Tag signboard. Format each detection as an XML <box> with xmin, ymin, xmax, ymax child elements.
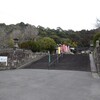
<box><xmin>0</xmin><ymin>56</ymin><xmax>7</xmax><ymax>66</ymax></box>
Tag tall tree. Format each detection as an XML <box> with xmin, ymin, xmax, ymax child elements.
<box><xmin>39</xmin><ymin>37</ymin><xmax>56</xmax><ymax>52</ymax></box>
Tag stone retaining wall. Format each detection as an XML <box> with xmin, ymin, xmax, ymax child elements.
<box><xmin>0</xmin><ymin>48</ymin><xmax>47</xmax><ymax>70</ymax></box>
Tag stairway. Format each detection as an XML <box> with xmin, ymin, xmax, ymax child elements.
<box><xmin>52</xmin><ymin>54</ymin><xmax>90</xmax><ymax>71</ymax></box>
<box><xmin>22</xmin><ymin>54</ymin><xmax>91</xmax><ymax>72</ymax></box>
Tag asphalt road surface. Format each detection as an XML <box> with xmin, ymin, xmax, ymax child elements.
<box><xmin>0</xmin><ymin>69</ymin><xmax>100</xmax><ymax>100</ymax></box>
<box><xmin>0</xmin><ymin>54</ymin><xmax>100</xmax><ymax>100</ymax></box>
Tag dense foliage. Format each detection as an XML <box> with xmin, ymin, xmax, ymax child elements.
<box><xmin>19</xmin><ymin>37</ymin><xmax>56</xmax><ymax>52</ymax></box>
<box><xmin>0</xmin><ymin>22</ymin><xmax>99</xmax><ymax>52</ymax></box>
<box><xmin>37</xmin><ymin>26</ymin><xmax>96</xmax><ymax>47</ymax></box>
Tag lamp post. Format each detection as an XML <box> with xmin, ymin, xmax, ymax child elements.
<box><xmin>13</xmin><ymin>38</ymin><xmax>19</xmax><ymax>50</ymax></box>
<box><xmin>90</xmin><ymin>41</ymin><xmax>93</xmax><ymax>53</ymax></box>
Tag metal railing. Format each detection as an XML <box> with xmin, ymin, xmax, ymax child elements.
<box><xmin>48</xmin><ymin>54</ymin><xmax>63</xmax><ymax>68</ymax></box>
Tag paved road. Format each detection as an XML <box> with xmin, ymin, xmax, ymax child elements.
<box><xmin>0</xmin><ymin>54</ymin><xmax>100</xmax><ymax>100</ymax></box>
<box><xmin>0</xmin><ymin>69</ymin><xmax>100</xmax><ymax>100</ymax></box>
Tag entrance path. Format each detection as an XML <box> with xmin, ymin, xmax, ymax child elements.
<box><xmin>23</xmin><ymin>54</ymin><xmax>91</xmax><ymax>72</ymax></box>
<box><xmin>0</xmin><ymin>69</ymin><xmax>100</xmax><ymax>100</ymax></box>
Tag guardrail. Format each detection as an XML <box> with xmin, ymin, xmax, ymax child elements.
<box><xmin>48</xmin><ymin>54</ymin><xmax>63</xmax><ymax>68</ymax></box>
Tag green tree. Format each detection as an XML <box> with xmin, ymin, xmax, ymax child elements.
<box><xmin>8</xmin><ymin>38</ymin><xmax>14</xmax><ymax>47</ymax></box>
<box><xmin>61</xmin><ymin>38</ymin><xmax>77</xmax><ymax>47</ymax></box>
<box><xmin>93</xmin><ymin>32</ymin><xmax>100</xmax><ymax>47</ymax></box>
<box><xmin>39</xmin><ymin>37</ymin><xmax>56</xmax><ymax>52</ymax></box>
<box><xmin>50</xmin><ymin>35</ymin><xmax>61</xmax><ymax>44</ymax></box>
<box><xmin>19</xmin><ymin>41</ymin><xmax>30</xmax><ymax>49</ymax></box>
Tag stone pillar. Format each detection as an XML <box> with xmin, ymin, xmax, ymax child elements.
<box><xmin>96</xmin><ymin>40</ymin><xmax>100</xmax><ymax>73</ymax></box>
<box><xmin>13</xmin><ymin>38</ymin><xmax>19</xmax><ymax>50</ymax></box>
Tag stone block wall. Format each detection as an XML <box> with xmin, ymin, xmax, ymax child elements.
<box><xmin>93</xmin><ymin>41</ymin><xmax>100</xmax><ymax>73</ymax></box>
<box><xmin>0</xmin><ymin>48</ymin><xmax>47</xmax><ymax>70</ymax></box>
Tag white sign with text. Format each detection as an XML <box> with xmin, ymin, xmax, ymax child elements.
<box><xmin>0</xmin><ymin>56</ymin><xmax>7</xmax><ymax>66</ymax></box>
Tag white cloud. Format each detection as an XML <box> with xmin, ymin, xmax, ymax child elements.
<box><xmin>0</xmin><ymin>0</ymin><xmax>100</xmax><ymax>30</ymax></box>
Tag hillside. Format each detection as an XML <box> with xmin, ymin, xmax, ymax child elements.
<box><xmin>0</xmin><ymin>22</ymin><xmax>38</xmax><ymax>48</ymax></box>
<box><xmin>0</xmin><ymin>22</ymin><xmax>99</xmax><ymax>49</ymax></box>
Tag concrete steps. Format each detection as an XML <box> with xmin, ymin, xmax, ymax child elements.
<box><xmin>22</xmin><ymin>54</ymin><xmax>91</xmax><ymax>72</ymax></box>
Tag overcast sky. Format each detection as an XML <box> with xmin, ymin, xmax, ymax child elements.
<box><xmin>0</xmin><ymin>0</ymin><xmax>100</xmax><ymax>31</ymax></box>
